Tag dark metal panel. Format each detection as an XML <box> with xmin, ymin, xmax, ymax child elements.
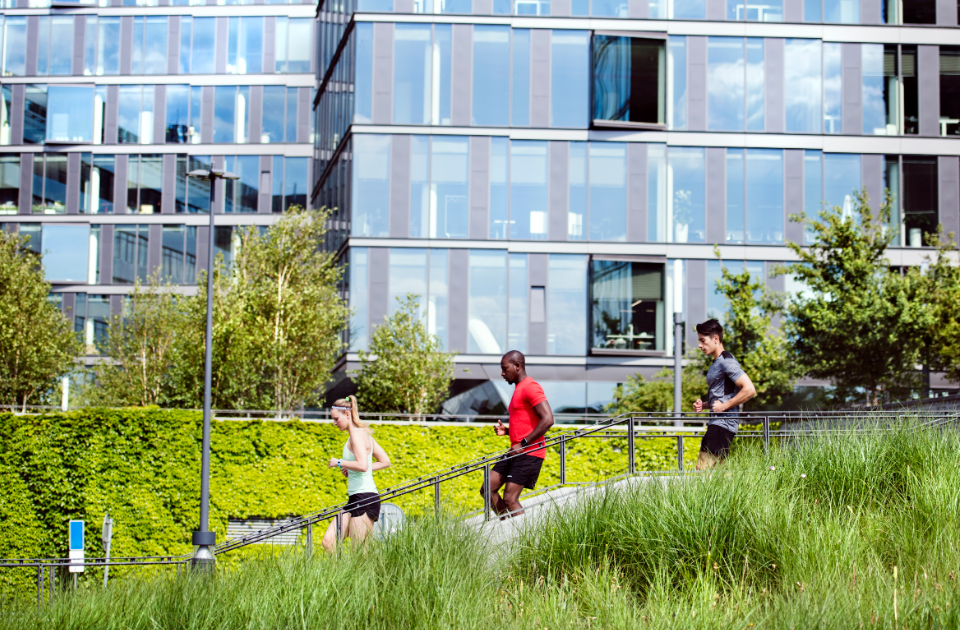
<box><xmin>627</xmin><ymin>142</ymin><xmax>646</xmax><ymax>243</ymax></box>
<box><xmin>263</xmin><ymin>17</ymin><xmax>276</xmax><ymax>74</ymax></box>
<box><xmin>389</xmin><ymin>135</ymin><xmax>410</xmax><ymax>238</ymax></box>
<box><xmin>764</xmin><ymin>38</ymin><xmax>784</xmax><ymax>133</ymax></box>
<box><xmin>61</xmin><ymin>292</ymin><xmax>75</xmax><ymax>318</ymax></box>
<box><xmin>841</xmin><ymin>43</ymin><xmax>862</xmax><ymax>137</ymax></box>
<box><xmin>110</xmin><ymin>295</ymin><xmax>123</xmax><ymax>317</ymax></box>
<box><xmin>918</xmin><ymin>45</ymin><xmax>940</xmax><ymax>137</ymax></box>
<box><xmin>168</xmin><ymin>16</ymin><xmax>180</xmax><ymax>75</ymax></box>
<box><xmin>862</xmin><ymin>153</ymin><xmax>882</xmax><ymax>219</ymax></box>
<box><xmin>215</xmin><ymin>17</ymin><xmax>228</xmax><ymax>74</ymax></box>
<box><xmin>706</xmin><ymin>0</ymin><xmax>724</xmax><ymax>20</ymax></box>
<box><xmin>153</xmin><ymin>84</ymin><xmax>166</xmax><ymax>146</ymax></box>
<box><xmin>66</xmin><ymin>153</ymin><xmax>80</xmax><ymax>215</ymax></box>
<box><xmin>628</xmin><ymin>0</ymin><xmax>647</xmax><ymax>17</ymax></box>
<box><xmin>940</xmin><ymin>156</ymin><xmax>960</xmax><ymax>246</ymax></box>
<box><xmin>396</xmin><ymin>0</ymin><xmax>416</xmax><ymax>10</ymax></box>
<box><xmin>687</xmin><ymin>36</ymin><xmax>707</xmax><ymax>132</ymax></box>
<box><xmin>258</xmin><ymin>154</ymin><xmax>272</xmax><ymax>214</ymax></box>
<box><xmin>547</xmin><ymin>141</ymin><xmax>567</xmax><ymax>242</ymax></box>
<box><xmin>11</xmin><ymin>85</ymin><xmax>24</xmax><ymax>146</ymax></box>
<box><xmin>552</xmin><ymin>0</ymin><xmax>570</xmax><ymax>16</ymax></box>
<box><xmin>120</xmin><ymin>17</ymin><xmax>133</xmax><ymax>75</ymax></box>
<box><xmin>367</xmin><ymin>247</ymin><xmax>389</xmax><ymax>339</ymax></box>
<box><xmin>530</xmin><ymin>29</ymin><xmax>551</xmax><ymax>128</ymax></box>
<box><xmin>105</xmin><ymin>85</ymin><xmax>119</xmax><ymax>145</ymax></box>
<box><xmin>249</xmin><ymin>85</ymin><xmax>262</xmax><ymax>145</ymax></box>
<box><xmin>784</xmin><ymin>0</ymin><xmax>803</xmax><ymax>21</ymax></box>
<box><xmin>99</xmin><ymin>224</ymin><xmax>113</xmax><ymax>284</ymax></box>
<box><xmin>528</xmin><ymin>253</ymin><xmax>548</xmax><ymax>356</ymax></box>
<box><xmin>705</xmin><ymin>147</ymin><xmax>725</xmax><ymax>244</ymax></box>
<box><xmin>784</xmin><ymin>149</ymin><xmax>804</xmax><ymax>245</ymax></box>
<box><xmin>18</xmin><ymin>153</ymin><xmax>32</xmax><ymax>216</ymax></box>
<box><xmin>162</xmin><ymin>154</ymin><xmax>176</xmax><ymax>214</ymax></box>
<box><xmin>196</xmin><ymin>225</ymin><xmax>209</xmax><ymax>275</ymax></box>
<box><xmin>201</xmin><ymin>86</ymin><xmax>214</xmax><ymax>144</ymax></box>
<box><xmin>73</xmin><ymin>16</ymin><xmax>85</xmax><ymax>76</ymax></box>
<box><xmin>861</xmin><ymin>0</ymin><xmax>881</xmax><ymax>24</ymax></box>
<box><xmin>372</xmin><ymin>23</ymin><xmax>394</xmax><ymax>125</ymax></box>
<box><xmin>451</xmin><ymin>24</ymin><xmax>472</xmax><ymax>127</ymax></box>
<box><xmin>25</xmin><ymin>17</ymin><xmax>37</xmax><ymax>77</ymax></box>
<box><xmin>938</xmin><ymin>0</ymin><xmax>959</xmax><ymax>25</ymax></box>
<box><xmin>686</xmin><ymin>259</ymin><xmax>706</xmax><ymax>348</ymax></box>
<box><xmin>469</xmin><ymin>136</ymin><xmax>490</xmax><ymax>240</ymax></box>
<box><xmin>448</xmin><ymin>248</ymin><xmax>469</xmax><ymax>353</ymax></box>
<box><xmin>147</xmin><ymin>224</ymin><xmax>162</xmax><ymax>275</ymax></box>
<box><xmin>114</xmin><ymin>154</ymin><xmax>128</xmax><ymax>215</ymax></box>
<box><xmin>298</xmin><ymin>87</ymin><xmax>310</xmax><ymax>143</ymax></box>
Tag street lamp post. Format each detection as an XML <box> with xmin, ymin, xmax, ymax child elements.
<box><xmin>186</xmin><ymin>168</ymin><xmax>239</xmax><ymax>569</ymax></box>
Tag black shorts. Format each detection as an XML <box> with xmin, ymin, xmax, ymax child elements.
<box><xmin>492</xmin><ymin>453</ymin><xmax>544</xmax><ymax>490</ymax></box>
<box><xmin>700</xmin><ymin>425</ymin><xmax>736</xmax><ymax>459</ymax></box>
<box><xmin>345</xmin><ymin>492</ymin><xmax>381</xmax><ymax>522</ymax></box>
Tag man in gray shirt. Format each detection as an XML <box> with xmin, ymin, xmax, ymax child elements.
<box><xmin>691</xmin><ymin>319</ymin><xmax>756</xmax><ymax>470</ymax></box>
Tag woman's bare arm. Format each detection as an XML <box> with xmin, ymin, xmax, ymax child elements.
<box><xmin>370</xmin><ymin>439</ymin><xmax>391</xmax><ymax>472</ymax></box>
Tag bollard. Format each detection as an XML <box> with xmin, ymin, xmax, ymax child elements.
<box><xmin>434</xmin><ymin>479</ymin><xmax>441</xmax><ymax>515</ymax></box>
<box><xmin>627</xmin><ymin>418</ymin><xmax>635</xmax><ymax>475</ymax></box>
<box><xmin>305</xmin><ymin>522</ymin><xmax>313</xmax><ymax>558</ymax></box>
<box><xmin>483</xmin><ymin>463</ymin><xmax>492</xmax><ymax>522</ymax></box>
<box><xmin>559</xmin><ymin>439</ymin><xmax>566</xmax><ymax>484</ymax></box>
<box><xmin>677</xmin><ymin>435</ymin><xmax>684</xmax><ymax>472</ymax></box>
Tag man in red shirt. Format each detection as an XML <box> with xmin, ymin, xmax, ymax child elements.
<box><xmin>480</xmin><ymin>350</ymin><xmax>555</xmax><ymax>518</ymax></box>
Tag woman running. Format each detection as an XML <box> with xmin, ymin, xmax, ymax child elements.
<box><xmin>322</xmin><ymin>395</ymin><xmax>391</xmax><ymax>552</ymax></box>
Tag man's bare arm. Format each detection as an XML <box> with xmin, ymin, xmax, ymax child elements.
<box><xmin>712</xmin><ymin>373</ymin><xmax>757</xmax><ymax>412</ymax></box>
<box><xmin>509</xmin><ymin>401</ymin><xmax>555</xmax><ymax>453</ymax></box>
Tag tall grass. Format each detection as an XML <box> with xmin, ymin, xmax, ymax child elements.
<box><xmin>4</xmin><ymin>420</ymin><xmax>960</xmax><ymax>629</ymax></box>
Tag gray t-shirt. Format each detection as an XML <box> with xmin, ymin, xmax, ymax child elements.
<box><xmin>705</xmin><ymin>351</ymin><xmax>745</xmax><ymax>434</ymax></box>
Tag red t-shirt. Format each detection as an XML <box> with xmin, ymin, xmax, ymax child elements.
<box><xmin>508</xmin><ymin>377</ymin><xmax>548</xmax><ymax>459</ymax></box>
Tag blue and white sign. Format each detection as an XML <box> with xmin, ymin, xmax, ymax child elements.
<box><xmin>69</xmin><ymin>520</ymin><xmax>84</xmax><ymax>573</ymax></box>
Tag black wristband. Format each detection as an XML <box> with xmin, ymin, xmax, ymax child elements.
<box><xmin>520</xmin><ymin>437</ymin><xmax>529</xmax><ymax>447</ymax></box>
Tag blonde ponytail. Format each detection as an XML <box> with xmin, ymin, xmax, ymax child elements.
<box><xmin>333</xmin><ymin>395</ymin><xmax>369</xmax><ymax>432</ymax></box>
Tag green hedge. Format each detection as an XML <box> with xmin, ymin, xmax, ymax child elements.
<box><xmin>0</xmin><ymin>409</ymin><xmax>699</xmax><ymax>596</ymax></box>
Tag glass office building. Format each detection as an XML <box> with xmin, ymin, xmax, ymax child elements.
<box><xmin>314</xmin><ymin>0</ymin><xmax>960</xmax><ymax>411</ymax></box>
<box><xmin>0</xmin><ymin>0</ymin><xmax>315</xmax><ymax>356</ymax></box>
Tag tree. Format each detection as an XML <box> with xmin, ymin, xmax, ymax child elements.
<box><xmin>608</xmin><ymin>358</ymin><xmax>705</xmax><ymax>415</ymax></box>
<box><xmin>354</xmin><ymin>294</ymin><xmax>456</xmax><ymax>415</ymax></box>
<box><xmin>705</xmin><ymin>254</ymin><xmax>799</xmax><ymax>409</ymax></box>
<box><xmin>782</xmin><ymin>189</ymin><xmax>929</xmax><ymax>404</ymax></box>
<box><xmin>914</xmin><ymin>230</ymin><xmax>960</xmax><ymax>387</ymax></box>
<box><xmin>0</xmin><ymin>231</ymin><xmax>80</xmax><ymax>410</ymax></box>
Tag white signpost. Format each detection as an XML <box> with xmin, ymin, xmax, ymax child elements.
<box><xmin>102</xmin><ymin>514</ymin><xmax>114</xmax><ymax>587</ymax></box>
<box><xmin>69</xmin><ymin>520</ymin><xmax>84</xmax><ymax>574</ymax></box>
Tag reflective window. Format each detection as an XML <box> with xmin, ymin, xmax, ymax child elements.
<box><xmin>227</xmin><ymin>17</ymin><xmax>263</xmax><ymax>74</ymax></box>
<box><xmin>489</xmin><ymin>137</ymin><xmax>509</xmax><ymax>239</ymax></box>
<box><xmin>428</xmin><ymin>249</ymin><xmax>449</xmax><ymax>349</ymax></box>
<box><xmin>165</xmin><ymin>84</ymin><xmax>194</xmax><ymax>144</ymax></box>
<box><xmin>214</xmin><ymin>86</ymin><xmax>250</xmax><ymax>144</ymax></box>
<box><xmin>262</xmin><ymin>86</ymin><xmax>284</xmax><ymax>142</ymax></box>
<box><xmin>940</xmin><ymin>47</ymin><xmax>960</xmax><ymax>137</ymax></box>
<box><xmin>184</xmin><ymin>17</ymin><xmax>216</xmax><ymax>74</ymax></box>
<box><xmin>0</xmin><ymin>156</ymin><xmax>19</xmax><ymax>214</ymax></box>
<box><xmin>84</xmin><ymin>16</ymin><xmax>121</xmax><ymax>76</ymax></box>
<box><xmin>822</xmin><ymin>42</ymin><xmax>841</xmax><ymax>133</ymax></box>
<box><xmin>394</xmin><ymin>25</ymin><xmax>432</xmax><ymax>125</ymax></box>
<box><xmin>2</xmin><ymin>17</ymin><xmax>26</xmax><ymax>77</ymax></box>
<box><xmin>75</xmin><ymin>293</ymin><xmax>110</xmax><ymax>355</ymax></box>
<box><xmin>592</xmin><ymin>0</ymin><xmax>627</xmax><ymax>17</ymax></box>
<box><xmin>649</xmin><ymin>0</ymin><xmax>705</xmax><ymax>18</ymax></box>
<box><xmin>286</xmin><ymin>88</ymin><xmax>298</xmax><ymax>143</ymax></box>
<box><xmin>37</xmin><ymin>16</ymin><xmax>73</xmax><ymax>76</ymax></box>
<box><xmin>349</xmin><ymin>247</ymin><xmax>369</xmax><ymax>351</ymax></box>
<box><xmin>127</xmin><ymin>154</ymin><xmax>162</xmax><ymax>214</ymax></box>
<box><xmin>468</xmin><ymin>250</ymin><xmax>507</xmax><ymax>355</ymax></box>
<box><xmin>431</xmin><ymin>137</ymin><xmax>469</xmax><ymax>239</ymax></box>
<box><xmin>472</xmin><ymin>26</ymin><xmax>510</xmax><ymax>126</ymax></box>
<box><xmin>511</xmin><ymin>29</ymin><xmax>530</xmax><ymax>127</ymax></box>
<box><xmin>46</xmin><ymin>86</ymin><xmax>94</xmax><ymax>143</ymax></box>
<box><xmin>551</xmin><ymin>31</ymin><xmax>589</xmax><ymax>128</ymax></box>
<box><xmin>94</xmin><ymin>86</ymin><xmax>106</xmax><ymax>145</ymax></box>
<box><xmin>276</xmin><ymin>18</ymin><xmax>311</xmax><ymax>73</ymax></box>
<box><xmin>591</xmin><ymin>260</ymin><xmax>664</xmax><ymax>352</ymax></box>
<box><xmin>161</xmin><ymin>225</ymin><xmax>197</xmax><ymax>284</ymax></box>
<box><xmin>33</xmin><ymin>155</ymin><xmax>67</xmax><ymax>214</ymax></box>
<box><xmin>42</xmin><ymin>225</ymin><xmax>89</xmax><ymax>283</ymax></box>
<box><xmin>175</xmin><ymin>154</ymin><xmax>212</xmax><ymax>213</ymax></box>
<box><xmin>803</xmin><ymin>150</ymin><xmax>821</xmax><ymax>244</ymax></box>
<box><xmin>726</xmin><ymin>149</ymin><xmax>744</xmax><ymax>243</ymax></box>
<box><xmin>118</xmin><ymin>86</ymin><xmax>155</xmax><ymax>144</ymax></box>
<box><xmin>786</xmin><ymin>39</ymin><xmax>822</xmax><ymax>134</ymax></box>
<box><xmin>592</xmin><ymin>36</ymin><xmax>665</xmax><ymax>126</ymax></box>
<box><xmin>707</xmin><ymin>260</ymin><xmax>763</xmax><ymax>322</ymax></box>
<box><xmin>589</xmin><ymin>143</ymin><xmax>627</xmax><ymax>241</ymax></box>
<box><xmin>0</xmin><ymin>86</ymin><xmax>11</xmax><ymax>145</ymax></box>
<box><xmin>727</xmin><ymin>0</ymin><xmax>781</xmax><ymax>20</ymax></box>
<box><xmin>884</xmin><ymin>154</ymin><xmax>901</xmax><ymax>242</ymax></box>
<box><xmin>707</xmin><ymin>37</ymin><xmax>744</xmax><ymax>131</ymax></box>
<box><xmin>902</xmin><ymin>156</ymin><xmax>938</xmax><ymax>247</ymax></box>
<box><xmin>508</xmin><ymin>253</ymin><xmax>527</xmax><ymax>353</ymax></box>
<box><xmin>352</xmin><ymin>134</ymin><xmax>390</xmax><ymax>237</ymax></box>
<box><xmin>647</xmin><ymin>143</ymin><xmax>668</xmax><ymax>241</ymax></box>
<box><xmin>569</xmin><ymin>141</ymin><xmax>587</xmax><ymax>240</ymax></box>
<box><xmin>112</xmin><ymin>225</ymin><xmax>149</xmax><ymax>284</ymax></box>
<box><xmin>863</xmin><ymin>44</ymin><xmax>898</xmax><ymax>135</ymax></box>
<box><xmin>131</xmin><ymin>17</ymin><xmax>167</xmax><ymax>75</ymax></box>
<box><xmin>669</xmin><ymin>36</ymin><xmax>687</xmax><ymax>130</ymax></box>
<box><xmin>358</xmin><ymin>0</ymin><xmax>394</xmax><ymax>9</ymax></box>
<box><xmin>515</xmin><ymin>0</ymin><xmax>550</xmax><ymax>14</ymax></box>
<box><xmin>214</xmin><ymin>227</ymin><xmax>236</xmax><ymax>270</ymax></box>
<box><xmin>354</xmin><ymin>23</ymin><xmax>373</xmax><ymax>124</ymax></box>
<box><xmin>548</xmin><ymin>254</ymin><xmax>587</xmax><ymax>355</ymax></box>
<box><xmin>410</xmin><ymin>135</ymin><xmax>429</xmax><ymax>237</ymax></box>
<box><xmin>668</xmin><ymin>147</ymin><xmax>705</xmax><ymax>243</ymax></box>
<box><xmin>389</xmin><ymin>248</ymin><xmax>427</xmax><ymax>317</ymax></box>
<box><xmin>509</xmin><ymin>140</ymin><xmax>548</xmax><ymax>240</ymax></box>
<box><xmin>903</xmin><ymin>0</ymin><xmax>936</xmax><ymax>23</ymax></box>
<box><xmin>823</xmin><ymin>153</ymin><xmax>861</xmax><ymax>215</ymax></box>
<box><xmin>902</xmin><ymin>46</ymin><xmax>918</xmax><ymax>135</ymax></box>
<box><xmin>745</xmin><ymin>149</ymin><xmax>783</xmax><ymax>244</ymax></box>
<box><xmin>80</xmin><ymin>154</ymin><xmax>114</xmax><ymax>215</ymax></box>
<box><xmin>223</xmin><ymin>155</ymin><xmax>260</xmax><ymax>214</ymax></box>
<box><xmin>24</xmin><ymin>85</ymin><xmax>47</xmax><ymax>145</ymax></box>
<box><xmin>804</xmin><ymin>0</ymin><xmax>820</xmax><ymax>20</ymax></box>
<box><xmin>824</xmin><ymin>0</ymin><xmax>859</xmax><ymax>23</ymax></box>
<box><xmin>745</xmin><ymin>38</ymin><xmax>763</xmax><ymax>131</ymax></box>
<box><xmin>282</xmin><ymin>157</ymin><xmax>308</xmax><ymax>209</ymax></box>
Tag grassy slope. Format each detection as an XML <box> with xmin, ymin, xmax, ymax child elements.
<box><xmin>4</xmin><ymin>422</ymin><xmax>960</xmax><ymax>629</ymax></box>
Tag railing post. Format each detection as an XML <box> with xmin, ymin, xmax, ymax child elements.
<box><xmin>48</xmin><ymin>566</ymin><xmax>55</xmax><ymax>602</ymax></box>
<box><xmin>37</xmin><ymin>565</ymin><xmax>43</xmax><ymax>610</ymax></box>
<box><xmin>627</xmin><ymin>417</ymin><xmax>635</xmax><ymax>475</ymax></box>
<box><xmin>763</xmin><ymin>416</ymin><xmax>770</xmax><ymax>455</ymax></box>
<box><xmin>484</xmin><ymin>463</ymin><xmax>492</xmax><ymax>522</ymax></box>
<box><xmin>434</xmin><ymin>479</ymin><xmax>441</xmax><ymax>515</ymax></box>
<box><xmin>559</xmin><ymin>439</ymin><xmax>567</xmax><ymax>484</ymax></box>
<box><xmin>677</xmin><ymin>435</ymin><xmax>684</xmax><ymax>472</ymax></box>
<box><xmin>305</xmin><ymin>522</ymin><xmax>313</xmax><ymax>558</ymax></box>
<box><xmin>335</xmin><ymin>512</ymin><xmax>343</xmax><ymax>550</ymax></box>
